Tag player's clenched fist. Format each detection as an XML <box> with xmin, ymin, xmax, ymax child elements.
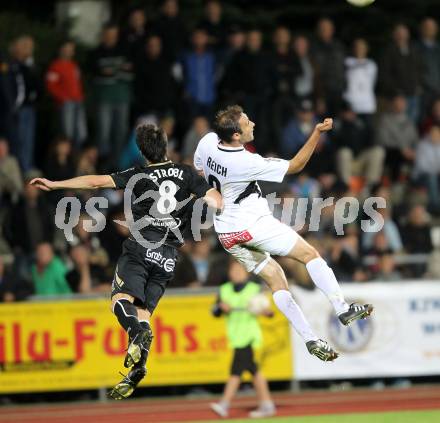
<box><xmin>315</xmin><ymin>118</ymin><xmax>333</xmax><ymax>132</ymax></box>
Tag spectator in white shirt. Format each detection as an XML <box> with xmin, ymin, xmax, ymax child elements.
<box><xmin>343</xmin><ymin>38</ymin><xmax>377</xmax><ymax>134</ymax></box>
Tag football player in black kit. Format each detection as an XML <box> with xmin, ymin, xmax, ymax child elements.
<box><xmin>30</xmin><ymin>124</ymin><xmax>223</xmax><ymax>399</ymax></box>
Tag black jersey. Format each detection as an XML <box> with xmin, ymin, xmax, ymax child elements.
<box><xmin>111</xmin><ymin>161</ymin><xmax>211</xmax><ymax>247</ymax></box>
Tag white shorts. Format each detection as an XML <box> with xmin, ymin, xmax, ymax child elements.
<box><xmin>218</xmin><ymin>215</ymin><xmax>299</xmax><ymax>274</ymax></box>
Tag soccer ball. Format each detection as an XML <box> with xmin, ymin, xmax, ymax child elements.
<box><xmin>248</xmin><ymin>293</ymin><xmax>271</xmax><ymax>315</ymax></box>
<box><xmin>346</xmin><ymin>0</ymin><xmax>375</xmax><ymax>6</ymax></box>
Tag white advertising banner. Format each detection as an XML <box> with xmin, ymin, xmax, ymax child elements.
<box><xmin>290</xmin><ymin>281</ymin><xmax>440</xmax><ymax>380</ymax></box>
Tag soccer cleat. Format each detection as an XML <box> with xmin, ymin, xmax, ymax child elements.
<box><xmin>210</xmin><ymin>402</ymin><xmax>229</xmax><ymax>418</ymax></box>
<box><xmin>338</xmin><ymin>303</ymin><xmax>374</xmax><ymax>326</ymax></box>
<box><xmin>124</xmin><ymin>326</ymin><xmax>153</xmax><ymax>368</ymax></box>
<box><xmin>108</xmin><ymin>365</ymin><xmax>147</xmax><ymax>400</ymax></box>
<box><xmin>306</xmin><ymin>339</ymin><xmax>339</xmax><ymax>362</ymax></box>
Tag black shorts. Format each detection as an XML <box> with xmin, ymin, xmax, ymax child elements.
<box><xmin>111</xmin><ymin>238</ymin><xmax>178</xmax><ymax>313</ymax></box>
<box><xmin>230</xmin><ymin>345</ymin><xmax>258</xmax><ymax>376</ymax></box>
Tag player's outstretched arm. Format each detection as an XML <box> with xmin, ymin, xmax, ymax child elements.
<box><xmin>29</xmin><ymin>175</ymin><xmax>116</xmax><ymax>191</ymax></box>
<box><xmin>203</xmin><ymin>188</ymin><xmax>224</xmax><ymax>211</ymax></box>
<box><xmin>286</xmin><ymin>118</ymin><xmax>333</xmax><ymax>175</ymax></box>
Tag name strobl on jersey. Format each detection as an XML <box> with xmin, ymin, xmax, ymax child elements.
<box><xmin>148</xmin><ymin>167</ymin><xmax>184</xmax><ymax>182</ymax></box>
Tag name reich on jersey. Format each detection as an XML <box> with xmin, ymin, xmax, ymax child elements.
<box><xmin>110</xmin><ymin>162</ymin><xmax>211</xmax><ymax>246</ymax></box>
<box><xmin>194</xmin><ymin>132</ymin><xmax>290</xmax><ymax>233</ymax></box>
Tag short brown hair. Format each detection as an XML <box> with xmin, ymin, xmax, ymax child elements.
<box><xmin>213</xmin><ymin>105</ymin><xmax>243</xmax><ymax>143</ymax></box>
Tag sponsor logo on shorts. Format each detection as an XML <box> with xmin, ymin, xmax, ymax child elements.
<box><xmin>218</xmin><ymin>230</ymin><xmax>253</xmax><ymax>249</ymax></box>
<box><xmin>145</xmin><ymin>249</ymin><xmax>176</xmax><ymax>272</ymax></box>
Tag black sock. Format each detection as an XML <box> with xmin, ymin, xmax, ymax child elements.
<box><xmin>139</xmin><ymin>321</ymin><xmax>150</xmax><ymax>330</ymax></box>
<box><xmin>137</xmin><ymin>320</ymin><xmax>153</xmax><ymax>367</ymax></box>
<box><xmin>113</xmin><ymin>299</ymin><xmax>143</xmax><ymax>340</ymax></box>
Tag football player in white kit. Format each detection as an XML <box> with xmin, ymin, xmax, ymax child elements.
<box><xmin>194</xmin><ymin>105</ymin><xmax>373</xmax><ymax>362</ymax></box>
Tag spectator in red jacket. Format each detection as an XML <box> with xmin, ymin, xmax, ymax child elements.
<box><xmin>46</xmin><ymin>40</ymin><xmax>87</xmax><ymax>146</ymax></box>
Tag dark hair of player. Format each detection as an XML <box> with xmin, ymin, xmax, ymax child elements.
<box><xmin>135</xmin><ymin>124</ymin><xmax>168</xmax><ymax>163</ymax></box>
<box><xmin>213</xmin><ymin>105</ymin><xmax>243</xmax><ymax>143</ymax></box>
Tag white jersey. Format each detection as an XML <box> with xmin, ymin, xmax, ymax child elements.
<box><xmin>194</xmin><ymin>132</ymin><xmax>289</xmax><ymax>233</ymax></box>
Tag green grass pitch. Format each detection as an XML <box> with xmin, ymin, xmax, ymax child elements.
<box><xmin>200</xmin><ymin>410</ymin><xmax>440</xmax><ymax>423</ymax></box>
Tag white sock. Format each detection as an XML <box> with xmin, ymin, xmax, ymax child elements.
<box><xmin>272</xmin><ymin>290</ymin><xmax>318</xmax><ymax>343</ymax></box>
<box><xmin>306</xmin><ymin>257</ymin><xmax>349</xmax><ymax>315</ymax></box>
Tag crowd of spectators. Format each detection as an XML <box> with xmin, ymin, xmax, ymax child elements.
<box><xmin>1</xmin><ymin>0</ymin><xmax>440</xmax><ymax>301</ymax></box>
